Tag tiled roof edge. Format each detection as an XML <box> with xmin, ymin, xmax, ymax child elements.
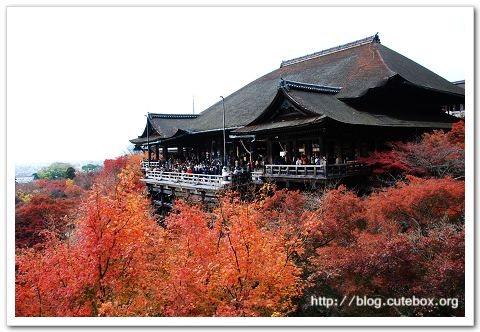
<box><xmin>280</xmin><ymin>33</ymin><xmax>380</xmax><ymax>68</ymax></box>
<box><xmin>148</xmin><ymin>113</ymin><xmax>199</xmax><ymax>119</ymax></box>
<box><xmin>279</xmin><ymin>78</ymin><xmax>342</xmax><ymax>94</ymax></box>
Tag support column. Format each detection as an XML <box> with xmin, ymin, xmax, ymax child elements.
<box><xmin>162</xmin><ymin>146</ymin><xmax>168</xmax><ymax>160</ymax></box>
<box><xmin>292</xmin><ymin>139</ymin><xmax>298</xmax><ymax>159</ymax></box>
<box><xmin>319</xmin><ymin>135</ymin><xmax>325</xmax><ymax>158</ymax></box>
<box><xmin>266</xmin><ymin>138</ymin><xmax>273</xmax><ymax>164</ymax></box>
<box><xmin>211</xmin><ymin>140</ymin><xmax>216</xmax><ymax>160</ymax></box>
<box><xmin>286</xmin><ymin>141</ymin><xmax>292</xmax><ymax>163</ymax></box>
<box><xmin>305</xmin><ymin>141</ymin><xmax>312</xmax><ymax>160</ymax></box>
<box><xmin>155</xmin><ymin>145</ymin><xmax>159</xmax><ymax>161</ymax></box>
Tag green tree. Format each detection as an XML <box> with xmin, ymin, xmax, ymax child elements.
<box><xmin>36</xmin><ymin>163</ymin><xmax>74</xmax><ymax>180</ymax></box>
<box><xmin>81</xmin><ymin>163</ymin><xmax>100</xmax><ymax>173</ymax></box>
<box><xmin>65</xmin><ymin>167</ymin><xmax>76</xmax><ymax>179</ymax></box>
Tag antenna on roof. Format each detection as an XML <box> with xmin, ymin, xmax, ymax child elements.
<box><xmin>192</xmin><ymin>96</ymin><xmax>195</xmax><ymax>114</ymax></box>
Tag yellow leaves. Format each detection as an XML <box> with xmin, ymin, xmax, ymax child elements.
<box><xmin>17</xmin><ymin>191</ymin><xmax>33</xmax><ymax>202</ymax></box>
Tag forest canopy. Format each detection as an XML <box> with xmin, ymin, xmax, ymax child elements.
<box><xmin>15</xmin><ymin>122</ymin><xmax>465</xmax><ymax>317</ymax></box>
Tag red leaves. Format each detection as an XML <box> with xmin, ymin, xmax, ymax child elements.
<box><xmin>308</xmin><ymin>177</ymin><xmax>465</xmax><ymax>316</ymax></box>
<box><xmin>16</xmin><ymin>155</ymin><xmax>163</xmax><ymax>317</ymax></box>
<box><xmin>308</xmin><ymin>185</ymin><xmax>364</xmax><ymax>247</ymax></box>
<box><xmin>365</xmin><ymin>176</ymin><xmax>464</xmax><ymax>235</ymax></box>
<box><xmin>15</xmin><ymin>194</ymin><xmax>75</xmax><ymax>247</ymax></box>
<box><xmin>103</xmin><ymin>156</ymin><xmax>129</xmax><ymax>176</ymax></box>
<box><xmin>15</xmin><ymin>149</ymin><xmax>465</xmax><ymax>317</ymax></box>
<box><xmin>361</xmin><ymin>120</ymin><xmax>465</xmax><ymax>178</ymax></box>
<box><xmin>161</xmin><ymin>194</ymin><xmax>304</xmax><ymax>317</ymax></box>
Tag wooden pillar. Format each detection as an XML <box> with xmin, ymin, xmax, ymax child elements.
<box><xmin>266</xmin><ymin>137</ymin><xmax>273</xmax><ymax>164</ymax></box>
<box><xmin>286</xmin><ymin>141</ymin><xmax>292</xmax><ymax>163</ymax></box>
<box><xmin>292</xmin><ymin>139</ymin><xmax>298</xmax><ymax>158</ymax></box>
<box><xmin>305</xmin><ymin>140</ymin><xmax>312</xmax><ymax>159</ymax></box>
<box><xmin>155</xmin><ymin>145</ymin><xmax>159</xmax><ymax>161</ymax></box>
<box><xmin>162</xmin><ymin>146</ymin><xmax>168</xmax><ymax>160</ymax></box>
<box><xmin>319</xmin><ymin>135</ymin><xmax>325</xmax><ymax>158</ymax></box>
<box><xmin>337</xmin><ymin>139</ymin><xmax>343</xmax><ymax>160</ymax></box>
<box><xmin>211</xmin><ymin>140</ymin><xmax>216</xmax><ymax>160</ymax></box>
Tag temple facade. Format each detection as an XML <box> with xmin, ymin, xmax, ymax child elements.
<box><xmin>130</xmin><ymin>34</ymin><xmax>464</xmax><ymax>203</ymax></box>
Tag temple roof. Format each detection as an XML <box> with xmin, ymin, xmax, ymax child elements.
<box><xmin>129</xmin><ymin>113</ymin><xmax>198</xmax><ymax>145</ymax></box>
<box><xmin>185</xmin><ymin>34</ymin><xmax>463</xmax><ymax>133</ymax></box>
<box><xmin>233</xmin><ymin>85</ymin><xmax>456</xmax><ymax>134</ymax></box>
<box><xmin>131</xmin><ymin>34</ymin><xmax>464</xmax><ymax>143</ymax></box>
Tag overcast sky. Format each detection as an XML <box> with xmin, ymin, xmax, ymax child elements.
<box><xmin>7</xmin><ymin>6</ymin><xmax>472</xmax><ymax>164</ymax></box>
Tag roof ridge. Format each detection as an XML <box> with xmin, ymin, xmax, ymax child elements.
<box><xmin>279</xmin><ymin>78</ymin><xmax>342</xmax><ymax>94</ymax></box>
<box><xmin>280</xmin><ymin>33</ymin><xmax>380</xmax><ymax>68</ymax></box>
<box><xmin>148</xmin><ymin>113</ymin><xmax>199</xmax><ymax>119</ymax></box>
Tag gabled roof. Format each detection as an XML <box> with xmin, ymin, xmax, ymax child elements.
<box><xmin>186</xmin><ymin>34</ymin><xmax>463</xmax><ymax>133</ymax></box>
<box><xmin>131</xmin><ymin>34</ymin><xmax>464</xmax><ymax>143</ymax></box>
<box><xmin>129</xmin><ymin>113</ymin><xmax>198</xmax><ymax>145</ymax></box>
<box><xmin>280</xmin><ymin>34</ymin><xmax>381</xmax><ymax>67</ymax></box>
<box><xmin>234</xmin><ymin>80</ymin><xmax>457</xmax><ymax>134</ymax></box>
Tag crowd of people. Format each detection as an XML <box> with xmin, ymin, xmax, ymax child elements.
<box><xmin>273</xmin><ymin>153</ymin><xmax>329</xmax><ymax>166</ymax></box>
<box><xmin>144</xmin><ymin>151</ymin><xmax>265</xmax><ymax>175</ymax></box>
<box><xmin>145</xmin><ymin>152</ymin><xmax>355</xmax><ymax>176</ymax></box>
<box><xmin>152</xmin><ymin>156</ymin><xmax>224</xmax><ymax>175</ymax></box>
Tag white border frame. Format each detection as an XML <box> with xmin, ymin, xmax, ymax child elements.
<box><xmin>4</xmin><ymin>3</ymin><xmax>475</xmax><ymax>327</ymax></box>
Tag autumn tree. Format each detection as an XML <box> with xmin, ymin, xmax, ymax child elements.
<box><xmin>361</xmin><ymin>121</ymin><xmax>465</xmax><ymax>179</ymax></box>
<box><xmin>15</xmin><ymin>194</ymin><xmax>75</xmax><ymax>247</ymax></box>
<box><xmin>16</xmin><ymin>155</ymin><xmax>165</xmax><ymax>316</ymax></box>
<box><xmin>308</xmin><ymin>177</ymin><xmax>465</xmax><ymax>316</ymax></box>
<box><xmin>160</xmin><ymin>192</ymin><xmax>305</xmax><ymax>317</ymax></box>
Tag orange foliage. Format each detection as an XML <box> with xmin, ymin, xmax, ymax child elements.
<box><xmin>161</xmin><ymin>194</ymin><xmax>304</xmax><ymax>317</ymax></box>
<box><xmin>309</xmin><ymin>177</ymin><xmax>465</xmax><ymax>316</ymax></box>
<box><xmin>15</xmin><ymin>152</ymin><xmax>465</xmax><ymax>317</ymax></box>
<box><xmin>361</xmin><ymin>120</ymin><xmax>465</xmax><ymax>178</ymax></box>
<box><xmin>16</xmin><ymin>155</ymin><xmax>163</xmax><ymax>316</ymax></box>
<box><xmin>16</xmin><ymin>156</ymin><xmax>304</xmax><ymax>317</ymax></box>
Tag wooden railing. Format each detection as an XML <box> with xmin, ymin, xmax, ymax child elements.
<box><xmin>264</xmin><ymin>162</ymin><xmax>366</xmax><ymax>179</ymax></box>
<box><xmin>142</xmin><ymin>160</ymin><xmax>160</xmax><ymax>168</ymax></box>
<box><xmin>145</xmin><ymin>169</ymin><xmax>225</xmax><ymax>188</ymax></box>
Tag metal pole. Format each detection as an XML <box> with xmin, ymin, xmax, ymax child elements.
<box><xmin>146</xmin><ymin>113</ymin><xmax>150</xmax><ymax>163</ymax></box>
<box><xmin>220</xmin><ymin>96</ymin><xmax>226</xmax><ymax>167</ymax></box>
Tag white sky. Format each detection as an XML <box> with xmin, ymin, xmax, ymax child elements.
<box><xmin>7</xmin><ymin>6</ymin><xmax>472</xmax><ymax>164</ymax></box>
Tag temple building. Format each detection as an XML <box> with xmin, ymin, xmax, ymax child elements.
<box><xmin>130</xmin><ymin>34</ymin><xmax>464</xmax><ymax>200</ymax></box>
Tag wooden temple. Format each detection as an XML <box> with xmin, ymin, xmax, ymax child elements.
<box><xmin>130</xmin><ymin>34</ymin><xmax>464</xmax><ymax>204</ymax></box>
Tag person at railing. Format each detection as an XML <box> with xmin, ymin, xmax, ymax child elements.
<box><xmin>301</xmin><ymin>154</ymin><xmax>308</xmax><ymax>165</ymax></box>
<box><xmin>254</xmin><ymin>156</ymin><xmax>264</xmax><ymax>171</ymax></box>
<box><xmin>321</xmin><ymin>156</ymin><xmax>327</xmax><ymax>166</ymax></box>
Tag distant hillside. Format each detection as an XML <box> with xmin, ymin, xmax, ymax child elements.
<box><xmin>15</xmin><ymin>160</ymin><xmax>103</xmax><ymax>183</ymax></box>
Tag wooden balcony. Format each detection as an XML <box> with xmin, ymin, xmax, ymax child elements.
<box><xmin>141</xmin><ymin>161</ymin><xmax>368</xmax><ymax>195</ymax></box>
<box><xmin>263</xmin><ymin>162</ymin><xmax>367</xmax><ymax>181</ymax></box>
<box><xmin>143</xmin><ymin>169</ymin><xmax>227</xmax><ymax>192</ymax></box>
<box><xmin>141</xmin><ymin>160</ymin><xmax>160</xmax><ymax>169</ymax></box>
